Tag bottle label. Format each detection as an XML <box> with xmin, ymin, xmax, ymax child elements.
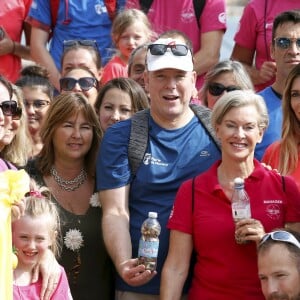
<box><xmin>138</xmin><ymin>240</ymin><xmax>159</xmax><ymax>258</ymax></box>
<box><xmin>232</xmin><ymin>204</ymin><xmax>251</xmax><ymax>221</ymax></box>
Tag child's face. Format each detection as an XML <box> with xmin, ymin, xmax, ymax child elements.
<box><xmin>116</xmin><ymin>21</ymin><xmax>150</xmax><ymax>60</ymax></box>
<box><xmin>12</xmin><ymin>215</ymin><xmax>53</xmax><ymax>270</ymax></box>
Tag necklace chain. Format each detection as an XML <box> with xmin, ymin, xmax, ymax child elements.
<box><xmin>50</xmin><ymin>166</ymin><xmax>87</xmax><ymax>192</ymax></box>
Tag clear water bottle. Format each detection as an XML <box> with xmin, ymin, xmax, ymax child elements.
<box><xmin>231</xmin><ymin>177</ymin><xmax>251</xmax><ymax>244</ymax></box>
<box><xmin>138</xmin><ymin>212</ymin><xmax>161</xmax><ymax>271</ymax></box>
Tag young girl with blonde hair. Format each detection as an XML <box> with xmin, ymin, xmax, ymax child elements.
<box><xmin>101</xmin><ymin>8</ymin><xmax>153</xmax><ymax>84</ymax></box>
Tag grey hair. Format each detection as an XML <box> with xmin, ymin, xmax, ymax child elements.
<box><xmin>200</xmin><ymin>60</ymin><xmax>254</xmax><ymax>106</ymax></box>
<box><xmin>211</xmin><ymin>89</ymin><xmax>269</xmax><ymax>131</ymax></box>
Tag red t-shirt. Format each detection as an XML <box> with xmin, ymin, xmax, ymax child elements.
<box><xmin>168</xmin><ymin>160</ymin><xmax>300</xmax><ymax>299</ymax></box>
<box><xmin>0</xmin><ymin>0</ymin><xmax>32</xmax><ymax>82</ymax></box>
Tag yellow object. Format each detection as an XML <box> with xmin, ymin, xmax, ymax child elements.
<box><xmin>0</xmin><ymin>169</ymin><xmax>30</xmax><ymax>300</ymax></box>
<box><xmin>12</xmin><ymin>253</ymin><xmax>18</xmax><ymax>270</ymax></box>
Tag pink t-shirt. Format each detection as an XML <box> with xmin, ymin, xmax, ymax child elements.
<box><xmin>126</xmin><ymin>0</ymin><xmax>226</xmax><ymax>88</ymax></box>
<box><xmin>0</xmin><ymin>0</ymin><xmax>32</xmax><ymax>82</ymax></box>
<box><xmin>13</xmin><ymin>266</ymin><xmax>72</xmax><ymax>299</ymax></box>
<box><xmin>101</xmin><ymin>55</ymin><xmax>128</xmax><ymax>85</ymax></box>
<box><xmin>234</xmin><ymin>0</ymin><xmax>300</xmax><ymax>91</ymax></box>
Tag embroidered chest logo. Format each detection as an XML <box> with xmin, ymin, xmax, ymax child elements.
<box><xmin>181</xmin><ymin>7</ymin><xmax>194</xmax><ymax>24</ymax></box>
<box><xmin>95</xmin><ymin>4</ymin><xmax>107</xmax><ymax>15</ymax></box>
<box><xmin>264</xmin><ymin>200</ymin><xmax>282</xmax><ymax>220</ymax></box>
<box><xmin>143</xmin><ymin>153</ymin><xmax>168</xmax><ymax>167</ymax></box>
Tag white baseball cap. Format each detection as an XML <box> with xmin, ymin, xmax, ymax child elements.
<box><xmin>146</xmin><ymin>38</ymin><xmax>194</xmax><ymax>72</ymax></box>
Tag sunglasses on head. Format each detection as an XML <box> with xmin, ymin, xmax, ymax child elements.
<box><xmin>148</xmin><ymin>44</ymin><xmax>189</xmax><ymax>56</ymax></box>
<box><xmin>274</xmin><ymin>37</ymin><xmax>300</xmax><ymax>50</ymax></box>
<box><xmin>63</xmin><ymin>40</ymin><xmax>98</xmax><ymax>51</ymax></box>
<box><xmin>260</xmin><ymin>230</ymin><xmax>300</xmax><ymax>248</ymax></box>
<box><xmin>60</xmin><ymin>77</ymin><xmax>98</xmax><ymax>91</ymax></box>
<box><xmin>208</xmin><ymin>83</ymin><xmax>241</xmax><ymax>97</ymax></box>
<box><xmin>0</xmin><ymin>100</ymin><xmax>18</xmax><ymax>116</ymax></box>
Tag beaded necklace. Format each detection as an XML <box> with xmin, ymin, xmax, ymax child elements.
<box><xmin>50</xmin><ymin>166</ymin><xmax>87</xmax><ymax>192</ymax></box>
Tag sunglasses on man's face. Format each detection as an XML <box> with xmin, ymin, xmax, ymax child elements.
<box><xmin>63</xmin><ymin>39</ymin><xmax>98</xmax><ymax>51</ymax></box>
<box><xmin>208</xmin><ymin>83</ymin><xmax>241</xmax><ymax>97</ymax></box>
<box><xmin>60</xmin><ymin>77</ymin><xmax>98</xmax><ymax>92</ymax></box>
<box><xmin>259</xmin><ymin>230</ymin><xmax>300</xmax><ymax>248</ymax></box>
<box><xmin>148</xmin><ymin>44</ymin><xmax>189</xmax><ymax>56</ymax></box>
<box><xmin>274</xmin><ymin>37</ymin><xmax>300</xmax><ymax>50</ymax></box>
<box><xmin>0</xmin><ymin>100</ymin><xmax>18</xmax><ymax>116</ymax></box>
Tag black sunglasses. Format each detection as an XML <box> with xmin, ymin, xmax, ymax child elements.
<box><xmin>274</xmin><ymin>37</ymin><xmax>300</xmax><ymax>50</ymax></box>
<box><xmin>260</xmin><ymin>230</ymin><xmax>300</xmax><ymax>248</ymax></box>
<box><xmin>60</xmin><ymin>77</ymin><xmax>98</xmax><ymax>91</ymax></box>
<box><xmin>148</xmin><ymin>44</ymin><xmax>189</xmax><ymax>56</ymax></box>
<box><xmin>208</xmin><ymin>83</ymin><xmax>241</xmax><ymax>97</ymax></box>
<box><xmin>63</xmin><ymin>39</ymin><xmax>98</xmax><ymax>51</ymax></box>
<box><xmin>12</xmin><ymin>107</ymin><xmax>22</xmax><ymax>120</ymax></box>
<box><xmin>0</xmin><ymin>100</ymin><xmax>18</xmax><ymax>116</ymax></box>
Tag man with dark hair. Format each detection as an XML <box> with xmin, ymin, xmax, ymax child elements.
<box><xmin>256</xmin><ymin>9</ymin><xmax>300</xmax><ymax>160</ymax></box>
<box><xmin>258</xmin><ymin>229</ymin><xmax>300</xmax><ymax>300</ymax></box>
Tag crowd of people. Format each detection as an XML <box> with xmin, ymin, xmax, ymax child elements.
<box><xmin>1</xmin><ymin>1</ymin><xmax>300</xmax><ymax>300</ymax></box>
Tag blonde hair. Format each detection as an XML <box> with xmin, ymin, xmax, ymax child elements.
<box><xmin>278</xmin><ymin>64</ymin><xmax>300</xmax><ymax>174</ymax></box>
<box><xmin>211</xmin><ymin>90</ymin><xmax>269</xmax><ymax>132</ymax></box>
<box><xmin>24</xmin><ymin>183</ymin><xmax>61</xmax><ymax>257</ymax></box>
<box><xmin>1</xmin><ymin>85</ymin><xmax>32</xmax><ymax>167</ymax></box>
<box><xmin>112</xmin><ymin>9</ymin><xmax>153</xmax><ymax>45</ymax></box>
<box><xmin>200</xmin><ymin>60</ymin><xmax>254</xmax><ymax>107</ymax></box>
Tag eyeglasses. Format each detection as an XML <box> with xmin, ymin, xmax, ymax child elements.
<box><xmin>260</xmin><ymin>230</ymin><xmax>300</xmax><ymax>249</ymax></box>
<box><xmin>274</xmin><ymin>37</ymin><xmax>300</xmax><ymax>50</ymax></box>
<box><xmin>208</xmin><ymin>83</ymin><xmax>241</xmax><ymax>97</ymax></box>
<box><xmin>60</xmin><ymin>77</ymin><xmax>98</xmax><ymax>91</ymax></box>
<box><xmin>0</xmin><ymin>100</ymin><xmax>18</xmax><ymax>116</ymax></box>
<box><xmin>63</xmin><ymin>40</ymin><xmax>98</xmax><ymax>51</ymax></box>
<box><xmin>24</xmin><ymin>99</ymin><xmax>50</xmax><ymax>110</ymax></box>
<box><xmin>148</xmin><ymin>44</ymin><xmax>189</xmax><ymax>56</ymax></box>
<box><xmin>12</xmin><ymin>107</ymin><xmax>22</xmax><ymax>120</ymax></box>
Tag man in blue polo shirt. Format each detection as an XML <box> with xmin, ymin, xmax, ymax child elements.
<box><xmin>96</xmin><ymin>32</ymin><xmax>221</xmax><ymax>300</ymax></box>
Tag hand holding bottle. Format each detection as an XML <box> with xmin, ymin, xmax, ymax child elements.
<box><xmin>234</xmin><ymin>218</ymin><xmax>266</xmax><ymax>245</ymax></box>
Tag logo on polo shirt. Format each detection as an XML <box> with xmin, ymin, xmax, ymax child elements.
<box><xmin>143</xmin><ymin>153</ymin><xmax>168</xmax><ymax>167</ymax></box>
<box><xmin>264</xmin><ymin>199</ymin><xmax>282</xmax><ymax>220</ymax></box>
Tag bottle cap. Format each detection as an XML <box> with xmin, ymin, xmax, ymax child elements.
<box><xmin>148</xmin><ymin>212</ymin><xmax>158</xmax><ymax>218</ymax></box>
<box><xmin>233</xmin><ymin>177</ymin><xmax>244</xmax><ymax>189</ymax></box>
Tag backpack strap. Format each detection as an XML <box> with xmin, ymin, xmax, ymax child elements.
<box><xmin>281</xmin><ymin>175</ymin><xmax>286</xmax><ymax>193</ymax></box>
<box><xmin>193</xmin><ymin>0</ymin><xmax>206</xmax><ymax>29</ymax></box>
<box><xmin>139</xmin><ymin>0</ymin><xmax>205</xmax><ymax>29</ymax></box>
<box><xmin>50</xmin><ymin>0</ymin><xmax>116</xmax><ymax>35</ymax></box>
<box><xmin>128</xmin><ymin>109</ymin><xmax>150</xmax><ymax>177</ymax></box>
<box><xmin>190</xmin><ymin>104</ymin><xmax>221</xmax><ymax>151</ymax></box>
<box><xmin>104</xmin><ymin>0</ymin><xmax>118</xmax><ymax>21</ymax></box>
<box><xmin>139</xmin><ymin>0</ymin><xmax>154</xmax><ymax>14</ymax></box>
<box><xmin>50</xmin><ymin>0</ymin><xmax>60</xmax><ymax>38</ymax></box>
